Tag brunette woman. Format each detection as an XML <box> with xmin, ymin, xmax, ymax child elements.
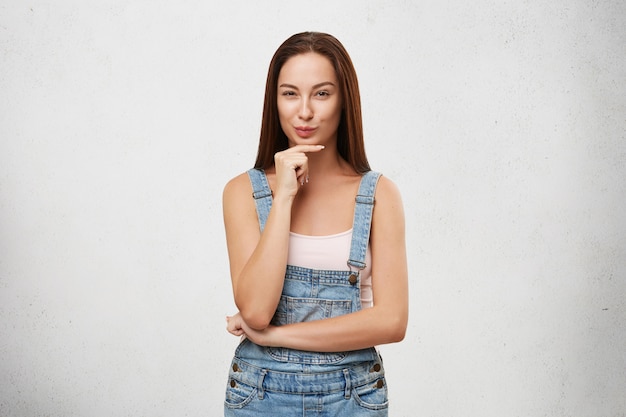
<box><xmin>223</xmin><ymin>31</ymin><xmax>408</xmax><ymax>416</ymax></box>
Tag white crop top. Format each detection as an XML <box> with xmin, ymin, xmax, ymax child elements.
<box><xmin>287</xmin><ymin>229</ymin><xmax>373</xmax><ymax>309</ymax></box>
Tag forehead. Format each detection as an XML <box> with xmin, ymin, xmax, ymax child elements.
<box><xmin>278</xmin><ymin>52</ymin><xmax>337</xmax><ymax>84</ymax></box>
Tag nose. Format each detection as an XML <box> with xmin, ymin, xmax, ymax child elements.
<box><xmin>298</xmin><ymin>98</ymin><xmax>313</xmax><ymax>120</ymax></box>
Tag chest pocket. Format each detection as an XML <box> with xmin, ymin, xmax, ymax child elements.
<box><xmin>270</xmin><ymin>269</ymin><xmax>359</xmax><ymax>327</ymax></box>
<box><xmin>271</xmin><ymin>295</ymin><xmax>352</xmax><ymax>325</ymax></box>
<box><xmin>268</xmin><ymin>296</ymin><xmax>353</xmax><ymax>364</ymax></box>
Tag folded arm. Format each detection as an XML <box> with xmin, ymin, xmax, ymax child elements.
<box><xmin>226</xmin><ymin>176</ymin><xmax>408</xmax><ymax>351</ymax></box>
<box><xmin>223</xmin><ymin>146</ymin><xmax>326</xmax><ymax>330</ymax></box>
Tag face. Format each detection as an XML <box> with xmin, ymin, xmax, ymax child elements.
<box><xmin>276</xmin><ymin>52</ymin><xmax>342</xmax><ymax>147</ymax></box>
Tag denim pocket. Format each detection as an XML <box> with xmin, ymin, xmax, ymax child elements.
<box><xmin>224</xmin><ymin>377</ymin><xmax>257</xmax><ymax>410</ymax></box>
<box><xmin>273</xmin><ymin>295</ymin><xmax>352</xmax><ymax>324</ymax></box>
<box><xmin>352</xmin><ymin>377</ymin><xmax>389</xmax><ymax>411</ymax></box>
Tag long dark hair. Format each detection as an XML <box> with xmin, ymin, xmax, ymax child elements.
<box><xmin>253</xmin><ymin>32</ymin><xmax>370</xmax><ymax>173</ymax></box>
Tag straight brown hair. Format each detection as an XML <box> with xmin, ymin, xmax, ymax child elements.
<box><xmin>254</xmin><ymin>32</ymin><xmax>371</xmax><ymax>174</ymax></box>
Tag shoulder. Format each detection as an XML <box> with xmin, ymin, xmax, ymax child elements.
<box><xmin>223</xmin><ymin>171</ymin><xmax>253</xmax><ymax>199</ymax></box>
<box><xmin>371</xmin><ymin>174</ymin><xmax>406</xmax><ymax>240</ymax></box>
<box><xmin>374</xmin><ymin>174</ymin><xmax>403</xmax><ymax>206</ymax></box>
<box><xmin>372</xmin><ymin>174</ymin><xmax>405</xmax><ymax>226</ymax></box>
<box><xmin>222</xmin><ymin>171</ymin><xmax>260</xmax><ymax>233</ymax></box>
<box><xmin>222</xmin><ymin>171</ymin><xmax>256</xmax><ymax>215</ymax></box>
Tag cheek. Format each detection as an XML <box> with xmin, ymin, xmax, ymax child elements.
<box><xmin>277</xmin><ymin>100</ymin><xmax>297</xmax><ymax>120</ymax></box>
<box><xmin>276</xmin><ymin>101</ymin><xmax>287</xmax><ymax>120</ymax></box>
<box><xmin>276</xmin><ymin>103</ymin><xmax>293</xmax><ymax>132</ymax></box>
<box><xmin>323</xmin><ymin>102</ymin><xmax>342</xmax><ymax>124</ymax></box>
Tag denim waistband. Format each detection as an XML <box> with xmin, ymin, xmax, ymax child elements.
<box><xmin>229</xmin><ymin>356</ymin><xmax>384</xmax><ymax>395</ymax></box>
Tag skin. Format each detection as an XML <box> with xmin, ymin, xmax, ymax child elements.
<box><xmin>223</xmin><ymin>52</ymin><xmax>408</xmax><ymax>352</ymax></box>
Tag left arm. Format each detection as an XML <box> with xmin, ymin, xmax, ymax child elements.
<box><xmin>227</xmin><ymin>176</ymin><xmax>408</xmax><ymax>352</ymax></box>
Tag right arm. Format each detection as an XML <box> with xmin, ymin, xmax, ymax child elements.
<box><xmin>222</xmin><ymin>145</ymin><xmax>324</xmax><ymax>330</ymax></box>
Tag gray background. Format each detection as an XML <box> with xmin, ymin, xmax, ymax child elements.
<box><xmin>1</xmin><ymin>1</ymin><xmax>625</xmax><ymax>416</ymax></box>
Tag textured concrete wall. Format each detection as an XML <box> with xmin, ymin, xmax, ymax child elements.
<box><xmin>1</xmin><ymin>1</ymin><xmax>625</xmax><ymax>416</ymax></box>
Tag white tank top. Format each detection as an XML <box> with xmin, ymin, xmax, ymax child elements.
<box><xmin>287</xmin><ymin>229</ymin><xmax>373</xmax><ymax>309</ymax></box>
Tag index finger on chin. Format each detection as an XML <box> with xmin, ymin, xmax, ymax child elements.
<box><xmin>289</xmin><ymin>144</ymin><xmax>325</xmax><ymax>153</ymax></box>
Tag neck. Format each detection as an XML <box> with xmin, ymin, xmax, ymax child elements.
<box><xmin>306</xmin><ymin>143</ymin><xmax>353</xmax><ymax>180</ymax></box>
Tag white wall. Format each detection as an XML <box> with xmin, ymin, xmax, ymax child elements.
<box><xmin>1</xmin><ymin>1</ymin><xmax>625</xmax><ymax>416</ymax></box>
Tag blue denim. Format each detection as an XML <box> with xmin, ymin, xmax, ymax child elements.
<box><xmin>224</xmin><ymin>169</ymin><xmax>387</xmax><ymax>416</ymax></box>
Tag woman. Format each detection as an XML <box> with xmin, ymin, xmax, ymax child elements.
<box><xmin>223</xmin><ymin>32</ymin><xmax>408</xmax><ymax>416</ymax></box>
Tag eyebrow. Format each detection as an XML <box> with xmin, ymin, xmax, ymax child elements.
<box><xmin>279</xmin><ymin>81</ymin><xmax>336</xmax><ymax>90</ymax></box>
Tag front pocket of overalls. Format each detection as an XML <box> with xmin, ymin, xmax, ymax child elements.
<box><xmin>224</xmin><ymin>377</ymin><xmax>257</xmax><ymax>409</ymax></box>
<box><xmin>272</xmin><ymin>295</ymin><xmax>352</xmax><ymax>324</ymax></box>
<box><xmin>352</xmin><ymin>377</ymin><xmax>389</xmax><ymax>411</ymax></box>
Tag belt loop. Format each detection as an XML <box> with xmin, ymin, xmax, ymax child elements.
<box><xmin>257</xmin><ymin>369</ymin><xmax>267</xmax><ymax>400</ymax></box>
<box><xmin>343</xmin><ymin>368</ymin><xmax>351</xmax><ymax>399</ymax></box>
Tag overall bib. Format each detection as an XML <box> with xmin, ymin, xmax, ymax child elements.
<box><xmin>224</xmin><ymin>169</ymin><xmax>388</xmax><ymax>416</ymax></box>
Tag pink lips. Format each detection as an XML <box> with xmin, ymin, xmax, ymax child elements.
<box><xmin>294</xmin><ymin>126</ymin><xmax>317</xmax><ymax>138</ymax></box>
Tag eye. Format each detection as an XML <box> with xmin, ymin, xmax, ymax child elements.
<box><xmin>316</xmin><ymin>90</ymin><xmax>330</xmax><ymax>97</ymax></box>
<box><xmin>281</xmin><ymin>90</ymin><xmax>297</xmax><ymax>97</ymax></box>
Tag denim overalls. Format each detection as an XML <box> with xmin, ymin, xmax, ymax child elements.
<box><xmin>224</xmin><ymin>169</ymin><xmax>388</xmax><ymax>416</ymax></box>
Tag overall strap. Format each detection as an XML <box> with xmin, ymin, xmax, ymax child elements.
<box><xmin>347</xmin><ymin>171</ymin><xmax>382</xmax><ymax>270</ymax></box>
<box><xmin>247</xmin><ymin>168</ymin><xmax>273</xmax><ymax>233</ymax></box>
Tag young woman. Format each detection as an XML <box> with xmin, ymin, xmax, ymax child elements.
<box><xmin>222</xmin><ymin>32</ymin><xmax>408</xmax><ymax>416</ymax></box>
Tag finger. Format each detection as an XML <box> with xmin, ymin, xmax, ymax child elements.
<box><xmin>294</xmin><ymin>166</ymin><xmax>302</xmax><ymax>176</ymax></box>
<box><xmin>287</xmin><ymin>144</ymin><xmax>325</xmax><ymax>154</ymax></box>
<box><xmin>297</xmin><ymin>170</ymin><xmax>307</xmax><ymax>186</ymax></box>
<box><xmin>289</xmin><ymin>156</ymin><xmax>309</xmax><ymax>171</ymax></box>
<box><xmin>227</xmin><ymin>326</ymin><xmax>244</xmax><ymax>336</ymax></box>
<box><xmin>275</xmin><ymin>154</ymin><xmax>307</xmax><ymax>169</ymax></box>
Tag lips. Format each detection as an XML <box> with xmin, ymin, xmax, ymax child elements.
<box><xmin>294</xmin><ymin>126</ymin><xmax>317</xmax><ymax>138</ymax></box>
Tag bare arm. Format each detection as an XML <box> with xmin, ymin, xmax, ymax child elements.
<box><xmin>223</xmin><ymin>145</ymin><xmax>325</xmax><ymax>330</ymax></box>
<box><xmin>227</xmin><ymin>176</ymin><xmax>408</xmax><ymax>350</ymax></box>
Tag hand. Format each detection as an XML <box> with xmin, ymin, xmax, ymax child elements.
<box><xmin>226</xmin><ymin>312</ymin><xmax>277</xmax><ymax>347</ymax></box>
<box><xmin>273</xmin><ymin>145</ymin><xmax>325</xmax><ymax>198</ymax></box>
<box><xmin>226</xmin><ymin>312</ymin><xmax>246</xmax><ymax>337</ymax></box>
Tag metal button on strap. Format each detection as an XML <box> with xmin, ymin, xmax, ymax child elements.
<box><xmin>376</xmin><ymin>379</ymin><xmax>384</xmax><ymax>389</ymax></box>
<box><xmin>230</xmin><ymin>379</ymin><xmax>236</xmax><ymax>388</ymax></box>
<box><xmin>348</xmin><ymin>273</ymin><xmax>358</xmax><ymax>285</ymax></box>
<box><xmin>371</xmin><ymin>363</ymin><xmax>381</xmax><ymax>372</ymax></box>
<box><xmin>232</xmin><ymin>363</ymin><xmax>240</xmax><ymax>372</ymax></box>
